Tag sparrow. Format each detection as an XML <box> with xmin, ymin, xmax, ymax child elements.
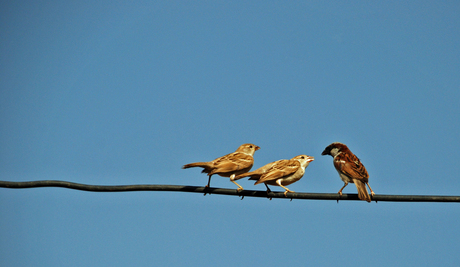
<box><xmin>321</xmin><ymin>142</ymin><xmax>375</xmax><ymax>202</ymax></box>
<box><xmin>182</xmin><ymin>143</ymin><xmax>260</xmax><ymax>191</ymax></box>
<box><xmin>235</xmin><ymin>155</ymin><xmax>314</xmax><ymax>196</ymax></box>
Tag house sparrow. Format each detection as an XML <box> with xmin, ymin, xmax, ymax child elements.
<box><xmin>321</xmin><ymin>142</ymin><xmax>375</xmax><ymax>202</ymax></box>
<box><xmin>236</xmin><ymin>155</ymin><xmax>314</xmax><ymax>196</ymax></box>
<box><xmin>182</xmin><ymin>143</ymin><xmax>260</xmax><ymax>191</ymax></box>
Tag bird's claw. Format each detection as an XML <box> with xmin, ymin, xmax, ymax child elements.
<box><xmin>370</xmin><ymin>192</ymin><xmax>376</xmax><ymax>202</ymax></box>
<box><xmin>336</xmin><ymin>191</ymin><xmax>343</xmax><ymax>202</ymax></box>
<box><xmin>203</xmin><ymin>185</ymin><xmax>211</xmax><ymax>196</ymax></box>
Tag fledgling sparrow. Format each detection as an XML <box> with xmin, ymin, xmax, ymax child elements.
<box><xmin>182</xmin><ymin>143</ymin><xmax>260</xmax><ymax>191</ymax></box>
<box><xmin>321</xmin><ymin>142</ymin><xmax>375</xmax><ymax>202</ymax></box>
<box><xmin>236</xmin><ymin>155</ymin><xmax>314</xmax><ymax>196</ymax></box>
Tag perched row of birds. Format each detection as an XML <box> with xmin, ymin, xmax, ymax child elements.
<box><xmin>182</xmin><ymin>142</ymin><xmax>375</xmax><ymax>202</ymax></box>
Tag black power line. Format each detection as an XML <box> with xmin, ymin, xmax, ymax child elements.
<box><xmin>1</xmin><ymin>180</ymin><xmax>459</xmax><ymax>202</ymax></box>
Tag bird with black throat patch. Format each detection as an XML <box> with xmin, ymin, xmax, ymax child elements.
<box><xmin>321</xmin><ymin>142</ymin><xmax>375</xmax><ymax>202</ymax></box>
<box><xmin>182</xmin><ymin>143</ymin><xmax>260</xmax><ymax>191</ymax></box>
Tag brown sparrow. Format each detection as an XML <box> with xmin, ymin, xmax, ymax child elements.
<box><xmin>182</xmin><ymin>143</ymin><xmax>260</xmax><ymax>191</ymax></box>
<box><xmin>236</xmin><ymin>155</ymin><xmax>314</xmax><ymax>196</ymax></box>
<box><xmin>321</xmin><ymin>142</ymin><xmax>375</xmax><ymax>202</ymax></box>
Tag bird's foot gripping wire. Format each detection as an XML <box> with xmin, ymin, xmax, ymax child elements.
<box><xmin>337</xmin><ymin>191</ymin><xmax>343</xmax><ymax>203</ymax></box>
<box><xmin>203</xmin><ymin>185</ymin><xmax>211</xmax><ymax>196</ymax></box>
<box><xmin>238</xmin><ymin>189</ymin><xmax>245</xmax><ymax>200</ymax></box>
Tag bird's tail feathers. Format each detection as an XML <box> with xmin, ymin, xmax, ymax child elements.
<box><xmin>182</xmin><ymin>162</ymin><xmax>212</xmax><ymax>173</ymax></box>
<box><xmin>353</xmin><ymin>179</ymin><xmax>371</xmax><ymax>202</ymax></box>
<box><xmin>233</xmin><ymin>173</ymin><xmax>248</xmax><ymax>180</ymax></box>
<box><xmin>234</xmin><ymin>171</ymin><xmax>260</xmax><ymax>181</ymax></box>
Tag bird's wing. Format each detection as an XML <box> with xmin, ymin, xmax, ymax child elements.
<box><xmin>334</xmin><ymin>152</ymin><xmax>369</xmax><ymax>181</ymax></box>
<box><xmin>255</xmin><ymin>160</ymin><xmax>300</xmax><ymax>184</ymax></box>
<box><xmin>242</xmin><ymin>160</ymin><xmax>285</xmax><ymax>180</ymax></box>
<box><xmin>213</xmin><ymin>152</ymin><xmax>254</xmax><ymax>172</ymax></box>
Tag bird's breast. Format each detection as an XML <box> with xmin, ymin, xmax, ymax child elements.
<box><xmin>338</xmin><ymin>172</ymin><xmax>352</xmax><ymax>183</ymax></box>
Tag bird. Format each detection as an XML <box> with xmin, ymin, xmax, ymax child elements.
<box><xmin>182</xmin><ymin>143</ymin><xmax>260</xmax><ymax>191</ymax></box>
<box><xmin>235</xmin><ymin>155</ymin><xmax>314</xmax><ymax>196</ymax></box>
<box><xmin>321</xmin><ymin>142</ymin><xmax>375</xmax><ymax>202</ymax></box>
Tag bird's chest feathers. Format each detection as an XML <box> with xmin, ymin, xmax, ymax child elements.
<box><xmin>333</xmin><ymin>156</ymin><xmax>352</xmax><ymax>183</ymax></box>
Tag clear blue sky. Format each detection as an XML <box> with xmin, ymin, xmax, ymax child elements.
<box><xmin>1</xmin><ymin>1</ymin><xmax>459</xmax><ymax>266</ymax></box>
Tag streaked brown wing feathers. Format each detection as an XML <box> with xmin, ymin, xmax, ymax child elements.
<box><xmin>213</xmin><ymin>152</ymin><xmax>253</xmax><ymax>172</ymax></box>
<box><xmin>335</xmin><ymin>153</ymin><xmax>369</xmax><ymax>181</ymax></box>
<box><xmin>255</xmin><ymin>160</ymin><xmax>300</xmax><ymax>184</ymax></box>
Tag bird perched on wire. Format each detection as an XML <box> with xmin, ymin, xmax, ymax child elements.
<box><xmin>321</xmin><ymin>142</ymin><xmax>375</xmax><ymax>202</ymax></box>
<box><xmin>182</xmin><ymin>143</ymin><xmax>260</xmax><ymax>191</ymax></box>
<box><xmin>235</xmin><ymin>155</ymin><xmax>314</xmax><ymax>196</ymax></box>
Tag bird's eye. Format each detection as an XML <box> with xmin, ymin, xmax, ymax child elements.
<box><xmin>301</xmin><ymin>156</ymin><xmax>305</xmax><ymax>159</ymax></box>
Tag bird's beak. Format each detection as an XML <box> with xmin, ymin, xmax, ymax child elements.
<box><xmin>307</xmin><ymin>156</ymin><xmax>315</xmax><ymax>162</ymax></box>
<box><xmin>255</xmin><ymin>146</ymin><xmax>260</xmax><ymax>151</ymax></box>
<box><xmin>321</xmin><ymin>149</ymin><xmax>328</xmax><ymax>156</ymax></box>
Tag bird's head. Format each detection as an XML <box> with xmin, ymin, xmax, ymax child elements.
<box><xmin>292</xmin><ymin>155</ymin><xmax>315</xmax><ymax>167</ymax></box>
<box><xmin>237</xmin><ymin>143</ymin><xmax>260</xmax><ymax>155</ymax></box>
<box><xmin>321</xmin><ymin>142</ymin><xmax>348</xmax><ymax>157</ymax></box>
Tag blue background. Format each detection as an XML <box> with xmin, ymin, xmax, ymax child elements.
<box><xmin>1</xmin><ymin>1</ymin><xmax>459</xmax><ymax>266</ymax></box>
